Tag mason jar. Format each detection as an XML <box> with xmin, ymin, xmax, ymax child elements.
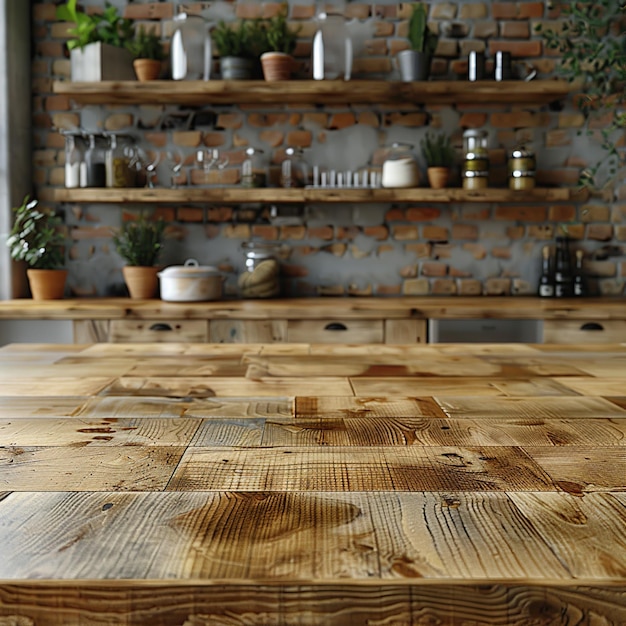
<box><xmin>508</xmin><ymin>145</ymin><xmax>536</xmax><ymax>190</ymax></box>
<box><xmin>238</xmin><ymin>242</ymin><xmax>281</xmax><ymax>298</ymax></box>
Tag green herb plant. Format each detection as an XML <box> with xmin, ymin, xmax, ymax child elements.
<box><xmin>263</xmin><ymin>8</ymin><xmax>300</xmax><ymax>55</ymax></box>
<box><xmin>128</xmin><ymin>26</ymin><xmax>164</xmax><ymax>61</ymax></box>
<box><xmin>112</xmin><ymin>215</ymin><xmax>166</xmax><ymax>267</ymax></box>
<box><xmin>212</xmin><ymin>20</ymin><xmax>264</xmax><ymax>58</ymax></box>
<box><xmin>420</xmin><ymin>132</ymin><xmax>456</xmax><ymax>168</ymax></box>
<box><xmin>7</xmin><ymin>196</ymin><xmax>65</xmax><ymax>270</ymax></box>
<box><xmin>56</xmin><ymin>0</ymin><xmax>135</xmax><ymax>51</ymax></box>
<box><xmin>407</xmin><ymin>2</ymin><xmax>438</xmax><ymax>56</ymax></box>
<box><xmin>537</xmin><ymin>1</ymin><xmax>626</xmax><ymax>190</ymax></box>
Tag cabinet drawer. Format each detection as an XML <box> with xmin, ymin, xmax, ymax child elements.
<box><xmin>210</xmin><ymin>320</ymin><xmax>287</xmax><ymax>343</ymax></box>
<box><xmin>108</xmin><ymin>320</ymin><xmax>209</xmax><ymax>343</ymax></box>
<box><xmin>543</xmin><ymin>320</ymin><xmax>626</xmax><ymax>344</ymax></box>
<box><xmin>287</xmin><ymin>319</ymin><xmax>384</xmax><ymax>344</ymax></box>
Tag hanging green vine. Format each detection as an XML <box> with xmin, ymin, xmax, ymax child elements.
<box><xmin>537</xmin><ymin>1</ymin><xmax>626</xmax><ymax>191</ymax></box>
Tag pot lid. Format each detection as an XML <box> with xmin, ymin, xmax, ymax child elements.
<box><xmin>158</xmin><ymin>259</ymin><xmax>221</xmax><ymax>278</ymax></box>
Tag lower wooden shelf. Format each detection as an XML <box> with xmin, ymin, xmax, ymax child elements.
<box><xmin>52</xmin><ymin>187</ymin><xmax>578</xmax><ymax>204</ymax></box>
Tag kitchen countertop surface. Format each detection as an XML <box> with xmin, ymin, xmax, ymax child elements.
<box><xmin>1</xmin><ymin>341</ymin><xmax>626</xmax><ymax>624</ymax></box>
<box><xmin>0</xmin><ymin>296</ymin><xmax>625</xmax><ymax>320</ymax></box>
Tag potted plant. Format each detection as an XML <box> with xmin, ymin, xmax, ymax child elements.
<box><xmin>420</xmin><ymin>131</ymin><xmax>456</xmax><ymax>188</ymax></box>
<box><xmin>260</xmin><ymin>8</ymin><xmax>301</xmax><ymax>81</ymax></box>
<box><xmin>6</xmin><ymin>196</ymin><xmax>67</xmax><ymax>300</ymax></box>
<box><xmin>212</xmin><ymin>19</ymin><xmax>265</xmax><ymax>80</ymax></box>
<box><xmin>397</xmin><ymin>2</ymin><xmax>438</xmax><ymax>81</ymax></box>
<box><xmin>56</xmin><ymin>0</ymin><xmax>135</xmax><ymax>81</ymax></box>
<box><xmin>537</xmin><ymin>1</ymin><xmax>626</xmax><ymax>192</ymax></box>
<box><xmin>129</xmin><ymin>26</ymin><xmax>164</xmax><ymax>81</ymax></box>
<box><xmin>112</xmin><ymin>214</ymin><xmax>166</xmax><ymax>299</ymax></box>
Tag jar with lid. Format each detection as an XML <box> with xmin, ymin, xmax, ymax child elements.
<box><xmin>238</xmin><ymin>242</ymin><xmax>281</xmax><ymax>298</ymax></box>
<box><xmin>508</xmin><ymin>145</ymin><xmax>536</xmax><ymax>191</ymax></box>
<box><xmin>63</xmin><ymin>132</ymin><xmax>84</xmax><ymax>189</ymax></box>
<box><xmin>462</xmin><ymin>130</ymin><xmax>489</xmax><ymax>189</ymax></box>
<box><xmin>381</xmin><ymin>142</ymin><xmax>420</xmax><ymax>188</ymax></box>
<box><xmin>105</xmin><ymin>133</ymin><xmax>136</xmax><ymax>188</ymax></box>
<box><xmin>281</xmin><ymin>147</ymin><xmax>309</xmax><ymax>188</ymax></box>
<box><xmin>241</xmin><ymin>147</ymin><xmax>266</xmax><ymax>188</ymax></box>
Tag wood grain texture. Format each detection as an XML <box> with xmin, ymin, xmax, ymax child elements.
<box><xmin>1</xmin><ymin>341</ymin><xmax>625</xmax><ymax>623</ymax></box>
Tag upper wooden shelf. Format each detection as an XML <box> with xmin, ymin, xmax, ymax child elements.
<box><xmin>52</xmin><ymin>187</ymin><xmax>577</xmax><ymax>204</ymax></box>
<box><xmin>52</xmin><ymin>79</ymin><xmax>571</xmax><ymax>106</ymax></box>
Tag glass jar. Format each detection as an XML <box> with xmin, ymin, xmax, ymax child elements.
<box><xmin>83</xmin><ymin>133</ymin><xmax>107</xmax><ymax>188</ymax></box>
<box><xmin>462</xmin><ymin>130</ymin><xmax>489</xmax><ymax>189</ymax></box>
<box><xmin>64</xmin><ymin>132</ymin><xmax>84</xmax><ymax>189</ymax></box>
<box><xmin>281</xmin><ymin>147</ymin><xmax>309</xmax><ymax>188</ymax></box>
<box><xmin>508</xmin><ymin>145</ymin><xmax>536</xmax><ymax>191</ymax></box>
<box><xmin>105</xmin><ymin>133</ymin><xmax>135</xmax><ymax>188</ymax></box>
<box><xmin>239</xmin><ymin>242</ymin><xmax>281</xmax><ymax>298</ymax></box>
<box><xmin>241</xmin><ymin>147</ymin><xmax>266</xmax><ymax>188</ymax></box>
<box><xmin>381</xmin><ymin>142</ymin><xmax>420</xmax><ymax>188</ymax></box>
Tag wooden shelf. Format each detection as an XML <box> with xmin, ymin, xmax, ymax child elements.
<box><xmin>52</xmin><ymin>187</ymin><xmax>578</xmax><ymax>204</ymax></box>
<box><xmin>52</xmin><ymin>79</ymin><xmax>571</xmax><ymax>106</ymax></box>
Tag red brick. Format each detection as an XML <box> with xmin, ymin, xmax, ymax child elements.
<box><xmin>488</xmin><ymin>41</ymin><xmax>542</xmax><ymax>57</ymax></box>
<box><xmin>452</xmin><ymin>224</ymin><xmax>479</xmax><ymax>240</ymax></box>
<box><xmin>495</xmin><ymin>206</ymin><xmax>547</xmax><ymax>221</ymax></box>
<box><xmin>586</xmin><ymin>224</ymin><xmax>613</xmax><ymax>241</ymax></box>
<box><xmin>308</xmin><ymin>226</ymin><xmax>334</xmax><ymax>240</ymax></box>
<box><xmin>485</xmin><ymin>278</ymin><xmax>511</xmax><ymax>295</ymax></box>
<box><xmin>384</xmin><ymin>112</ymin><xmax>428</xmax><ymax>127</ymax></box>
<box><xmin>124</xmin><ymin>3</ymin><xmax>174</xmax><ymax>19</ymax></box>
<box><xmin>548</xmin><ymin>205</ymin><xmax>576</xmax><ymax>222</ymax></box>
<box><xmin>432</xmin><ymin>279</ymin><xmax>457</xmax><ymax>295</ymax></box>
<box><xmin>421</xmin><ymin>262</ymin><xmax>447</xmax><ymax>277</ymax></box>
<box><xmin>405</xmin><ymin>207</ymin><xmax>441</xmax><ymax>221</ymax></box>
<box><xmin>328</xmin><ymin>112</ymin><xmax>357</xmax><ymax>130</ymax></box>
<box><xmin>252</xmin><ymin>225</ymin><xmax>279</xmax><ymax>240</ymax></box>
<box><xmin>463</xmin><ymin>243</ymin><xmax>487</xmax><ymax>260</ymax></box>
<box><xmin>392</xmin><ymin>225</ymin><xmax>419</xmax><ymax>241</ymax></box>
<box><xmin>405</xmin><ymin>243</ymin><xmax>432</xmax><ymax>258</ymax></box>
<box><xmin>285</xmin><ymin>130</ymin><xmax>312</xmax><ymax>148</ymax></box>
<box><xmin>490</xmin><ymin>112</ymin><xmax>550</xmax><ymax>128</ymax></box>
<box><xmin>500</xmin><ymin>21</ymin><xmax>531</xmax><ymax>38</ymax></box>
<box><xmin>458</xmin><ymin>279</ymin><xmax>483</xmax><ymax>295</ymax></box>
<box><xmin>376</xmin><ymin>284</ymin><xmax>402</xmax><ymax>296</ymax></box>
<box><xmin>216</xmin><ymin>113</ymin><xmax>243</xmax><ymax>130</ymax></box>
<box><xmin>423</xmin><ymin>226</ymin><xmax>448</xmax><ymax>241</ymax></box>
<box><xmin>177</xmin><ymin>207</ymin><xmax>204</xmax><ymax>223</ymax></box>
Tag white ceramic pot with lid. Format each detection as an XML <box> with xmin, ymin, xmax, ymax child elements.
<box><xmin>158</xmin><ymin>259</ymin><xmax>224</xmax><ymax>302</ymax></box>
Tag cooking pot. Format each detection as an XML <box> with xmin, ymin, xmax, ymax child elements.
<box><xmin>158</xmin><ymin>259</ymin><xmax>223</xmax><ymax>302</ymax></box>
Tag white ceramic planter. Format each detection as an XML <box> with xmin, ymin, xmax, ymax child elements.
<box><xmin>70</xmin><ymin>43</ymin><xmax>135</xmax><ymax>82</ymax></box>
<box><xmin>158</xmin><ymin>259</ymin><xmax>224</xmax><ymax>302</ymax></box>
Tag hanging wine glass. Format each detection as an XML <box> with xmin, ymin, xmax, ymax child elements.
<box><xmin>195</xmin><ymin>148</ymin><xmax>228</xmax><ymax>185</ymax></box>
<box><xmin>133</xmin><ymin>147</ymin><xmax>161</xmax><ymax>189</ymax></box>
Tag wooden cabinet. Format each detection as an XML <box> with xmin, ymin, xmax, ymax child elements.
<box><xmin>74</xmin><ymin>319</ymin><xmax>209</xmax><ymax>343</ymax></box>
<box><xmin>543</xmin><ymin>320</ymin><xmax>626</xmax><ymax>344</ymax></box>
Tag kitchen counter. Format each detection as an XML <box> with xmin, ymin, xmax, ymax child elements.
<box><xmin>0</xmin><ymin>296</ymin><xmax>625</xmax><ymax>320</ymax></box>
<box><xmin>1</xmin><ymin>341</ymin><xmax>625</xmax><ymax>624</ymax></box>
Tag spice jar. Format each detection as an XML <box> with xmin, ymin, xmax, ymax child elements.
<box><xmin>508</xmin><ymin>145</ymin><xmax>536</xmax><ymax>191</ymax></box>
<box><xmin>106</xmin><ymin>133</ymin><xmax>135</xmax><ymax>188</ymax></box>
<box><xmin>462</xmin><ymin>130</ymin><xmax>489</xmax><ymax>190</ymax></box>
<box><xmin>238</xmin><ymin>242</ymin><xmax>281</xmax><ymax>298</ymax></box>
<box><xmin>281</xmin><ymin>147</ymin><xmax>309</xmax><ymax>188</ymax></box>
<box><xmin>381</xmin><ymin>142</ymin><xmax>420</xmax><ymax>188</ymax></box>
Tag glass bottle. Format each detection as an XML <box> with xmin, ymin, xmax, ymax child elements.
<box><xmin>462</xmin><ymin>130</ymin><xmax>489</xmax><ymax>190</ymax></box>
<box><xmin>537</xmin><ymin>245</ymin><xmax>554</xmax><ymax>297</ymax></box>
<box><xmin>239</xmin><ymin>242</ymin><xmax>281</xmax><ymax>298</ymax></box>
<box><xmin>106</xmin><ymin>134</ymin><xmax>135</xmax><ymax>188</ymax></box>
<box><xmin>241</xmin><ymin>147</ymin><xmax>266</xmax><ymax>188</ymax></box>
<box><xmin>554</xmin><ymin>236</ymin><xmax>573</xmax><ymax>298</ymax></box>
<box><xmin>312</xmin><ymin>11</ymin><xmax>353</xmax><ymax>81</ymax></box>
<box><xmin>573</xmin><ymin>249</ymin><xmax>587</xmax><ymax>297</ymax></box>
<box><xmin>64</xmin><ymin>132</ymin><xmax>83</xmax><ymax>189</ymax></box>
<box><xmin>83</xmin><ymin>133</ymin><xmax>106</xmax><ymax>188</ymax></box>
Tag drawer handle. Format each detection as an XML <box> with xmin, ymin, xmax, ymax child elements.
<box><xmin>324</xmin><ymin>322</ymin><xmax>348</xmax><ymax>331</ymax></box>
<box><xmin>149</xmin><ymin>323</ymin><xmax>174</xmax><ymax>332</ymax></box>
<box><xmin>580</xmin><ymin>322</ymin><xmax>604</xmax><ymax>332</ymax></box>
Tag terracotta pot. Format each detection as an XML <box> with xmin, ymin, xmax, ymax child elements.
<box><xmin>122</xmin><ymin>266</ymin><xmax>160</xmax><ymax>299</ymax></box>
<box><xmin>133</xmin><ymin>58</ymin><xmax>162</xmax><ymax>81</ymax></box>
<box><xmin>427</xmin><ymin>166</ymin><xmax>451</xmax><ymax>189</ymax></box>
<box><xmin>27</xmin><ymin>269</ymin><xmax>68</xmax><ymax>300</ymax></box>
<box><xmin>260</xmin><ymin>52</ymin><xmax>293</xmax><ymax>82</ymax></box>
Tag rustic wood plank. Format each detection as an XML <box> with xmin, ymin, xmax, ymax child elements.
<box><xmin>0</xmin><ymin>447</ymin><xmax>185</xmax><ymax>490</ymax></box>
<box><xmin>0</xmin><ymin>377</ymin><xmax>113</xmax><ymax>397</ymax></box>
<box><xmin>0</xmin><ymin>417</ymin><xmax>200</xmax><ymax>447</ymax></box>
<box><xmin>567</xmin><ymin>358</ymin><xmax>626</xmax><ymax>377</ymax></box>
<box><xmin>509</xmin><ymin>492</ymin><xmax>626</xmax><ymax>578</ymax></box>
<box><xmin>191</xmin><ymin>418</ymin><xmax>266</xmax><ymax>446</ymax></box>
<box><xmin>0</xmin><ymin>397</ymin><xmax>89</xmax><ymax>417</ymax></box>
<box><xmin>256</xmin><ymin>417</ymin><xmax>626</xmax><ymax>448</ymax></box>
<box><xmin>103</xmin><ymin>376</ymin><xmax>354</xmax><ymax>397</ymax></box>
<box><xmin>76</xmin><ymin>396</ymin><xmax>293</xmax><ymax>419</ymax></box>
<box><xmin>210</xmin><ymin>319</ymin><xmax>288</xmax><ymax>343</ymax></box>
<box><xmin>1</xmin><ymin>583</ymin><xmax>625</xmax><ymax>626</ymax></box>
<box><xmin>552</xmin><ymin>377</ymin><xmax>626</xmax><ymax>396</ymax></box>
<box><xmin>295</xmin><ymin>396</ymin><xmax>446</xmax><ymax>419</ymax></box>
<box><xmin>435</xmin><ymin>396</ymin><xmax>626</xmax><ymax>419</ymax></box>
<box><xmin>524</xmin><ymin>447</ymin><xmax>626</xmax><ymax>494</ymax></box>
<box><xmin>384</xmin><ymin>319</ymin><xmax>427</xmax><ymax>344</ymax></box>
<box><xmin>108</xmin><ymin>319</ymin><xmax>209</xmax><ymax>343</ymax></box>
<box><xmin>168</xmin><ymin>446</ymin><xmax>555</xmax><ymax>492</ymax></box>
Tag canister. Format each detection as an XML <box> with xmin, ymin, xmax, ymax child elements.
<box><xmin>462</xmin><ymin>130</ymin><xmax>489</xmax><ymax>189</ymax></box>
<box><xmin>508</xmin><ymin>146</ymin><xmax>536</xmax><ymax>190</ymax></box>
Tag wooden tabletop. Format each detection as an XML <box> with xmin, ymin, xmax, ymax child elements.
<box><xmin>1</xmin><ymin>342</ymin><xmax>625</xmax><ymax>624</ymax></box>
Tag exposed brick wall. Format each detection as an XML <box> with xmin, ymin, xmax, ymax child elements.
<box><xmin>31</xmin><ymin>1</ymin><xmax>625</xmax><ymax>297</ymax></box>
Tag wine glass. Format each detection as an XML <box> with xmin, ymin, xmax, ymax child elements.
<box><xmin>165</xmin><ymin>149</ymin><xmax>184</xmax><ymax>188</ymax></box>
<box><xmin>131</xmin><ymin>147</ymin><xmax>161</xmax><ymax>189</ymax></box>
<box><xmin>196</xmin><ymin>148</ymin><xmax>228</xmax><ymax>185</ymax></box>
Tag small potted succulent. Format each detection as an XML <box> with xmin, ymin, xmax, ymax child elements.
<box><xmin>212</xmin><ymin>19</ymin><xmax>266</xmax><ymax>79</ymax></box>
<box><xmin>6</xmin><ymin>196</ymin><xmax>67</xmax><ymax>300</ymax></box>
<box><xmin>397</xmin><ymin>2</ymin><xmax>438</xmax><ymax>81</ymax></box>
<box><xmin>420</xmin><ymin>132</ymin><xmax>456</xmax><ymax>188</ymax></box>
<box><xmin>129</xmin><ymin>26</ymin><xmax>164</xmax><ymax>81</ymax></box>
<box><xmin>56</xmin><ymin>0</ymin><xmax>136</xmax><ymax>81</ymax></box>
<box><xmin>260</xmin><ymin>8</ymin><xmax>301</xmax><ymax>81</ymax></box>
<box><xmin>112</xmin><ymin>214</ymin><xmax>166</xmax><ymax>299</ymax></box>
